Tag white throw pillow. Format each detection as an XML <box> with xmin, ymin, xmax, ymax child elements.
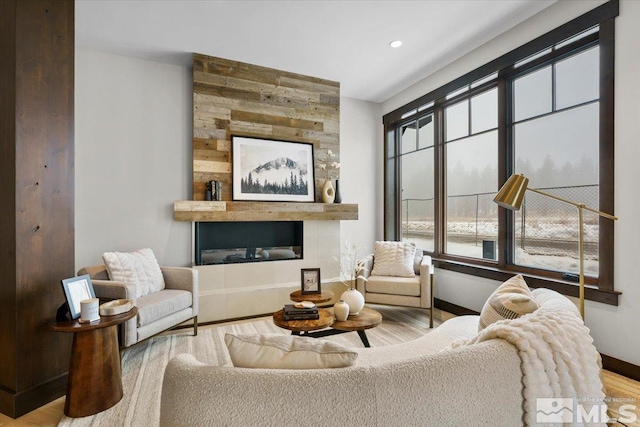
<box><xmin>370</xmin><ymin>241</ymin><xmax>416</xmax><ymax>277</ymax></box>
<box><xmin>478</xmin><ymin>274</ymin><xmax>539</xmax><ymax>331</ymax></box>
<box><xmin>224</xmin><ymin>333</ymin><xmax>358</xmax><ymax>369</ymax></box>
<box><xmin>413</xmin><ymin>247</ymin><xmax>423</xmax><ymax>275</ymax></box>
<box><xmin>102</xmin><ymin>248</ymin><xmax>165</xmax><ymax>298</ymax></box>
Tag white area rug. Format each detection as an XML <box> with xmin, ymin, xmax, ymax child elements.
<box><xmin>57</xmin><ymin>305</ymin><xmax>433</xmax><ymax>427</ymax></box>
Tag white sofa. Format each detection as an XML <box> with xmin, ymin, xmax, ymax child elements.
<box><xmin>160</xmin><ymin>289</ymin><xmax>601</xmax><ymax>427</ymax></box>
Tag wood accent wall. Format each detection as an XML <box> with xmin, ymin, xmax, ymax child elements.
<box><xmin>192</xmin><ymin>54</ymin><xmax>340</xmax><ymax>202</ymax></box>
<box><xmin>0</xmin><ymin>0</ymin><xmax>74</xmax><ymax>418</ymax></box>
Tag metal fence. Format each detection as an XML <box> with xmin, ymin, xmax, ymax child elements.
<box><xmin>401</xmin><ymin>184</ymin><xmax>599</xmax><ymax>259</ymax></box>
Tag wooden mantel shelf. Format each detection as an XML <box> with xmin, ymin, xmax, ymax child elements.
<box><xmin>173</xmin><ymin>201</ymin><xmax>358</xmax><ymax>222</ymax></box>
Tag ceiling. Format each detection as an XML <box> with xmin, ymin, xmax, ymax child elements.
<box><xmin>75</xmin><ymin>0</ymin><xmax>557</xmax><ymax>103</ymax></box>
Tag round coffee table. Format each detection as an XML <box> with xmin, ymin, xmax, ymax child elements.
<box><xmin>49</xmin><ymin>308</ymin><xmax>137</xmax><ymax>417</ymax></box>
<box><xmin>272</xmin><ymin>308</ymin><xmax>333</xmax><ymax>332</ymax></box>
<box><xmin>332</xmin><ymin>307</ymin><xmax>382</xmax><ymax>347</ymax></box>
<box><xmin>272</xmin><ymin>306</ymin><xmax>382</xmax><ymax>347</ymax></box>
<box><xmin>289</xmin><ymin>289</ymin><xmax>334</xmax><ymax>304</ymax></box>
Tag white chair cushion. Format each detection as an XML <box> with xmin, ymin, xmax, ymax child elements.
<box><xmin>103</xmin><ymin>248</ymin><xmax>165</xmax><ymax>298</ymax></box>
<box><xmin>224</xmin><ymin>333</ymin><xmax>358</xmax><ymax>369</ymax></box>
<box><xmin>136</xmin><ymin>289</ymin><xmax>192</xmax><ymax>327</ymax></box>
<box><xmin>365</xmin><ymin>275</ymin><xmax>421</xmax><ymax>297</ymax></box>
<box><xmin>478</xmin><ymin>274</ymin><xmax>539</xmax><ymax>331</ymax></box>
<box><xmin>370</xmin><ymin>241</ymin><xmax>416</xmax><ymax>278</ymax></box>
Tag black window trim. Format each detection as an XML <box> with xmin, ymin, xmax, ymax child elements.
<box><xmin>382</xmin><ymin>0</ymin><xmax>620</xmax><ymax>306</ymax></box>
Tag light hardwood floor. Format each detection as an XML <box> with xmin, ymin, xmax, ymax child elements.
<box><xmin>1</xmin><ymin>308</ymin><xmax>638</xmax><ymax>427</ymax></box>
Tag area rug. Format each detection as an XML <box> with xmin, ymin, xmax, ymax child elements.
<box><xmin>57</xmin><ymin>305</ymin><xmax>433</xmax><ymax>427</ymax></box>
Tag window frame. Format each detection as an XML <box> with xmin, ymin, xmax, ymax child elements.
<box><xmin>382</xmin><ymin>0</ymin><xmax>619</xmax><ymax>306</ymax></box>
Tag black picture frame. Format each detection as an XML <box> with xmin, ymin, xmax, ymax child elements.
<box><xmin>301</xmin><ymin>268</ymin><xmax>321</xmax><ymax>295</ymax></box>
<box><xmin>232</xmin><ymin>135</ymin><xmax>315</xmax><ymax>202</ymax></box>
<box><xmin>61</xmin><ymin>274</ymin><xmax>96</xmax><ymax>320</ymax></box>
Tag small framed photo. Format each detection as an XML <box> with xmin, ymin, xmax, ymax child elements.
<box><xmin>61</xmin><ymin>275</ymin><xmax>96</xmax><ymax>320</ymax></box>
<box><xmin>301</xmin><ymin>268</ymin><xmax>321</xmax><ymax>295</ymax></box>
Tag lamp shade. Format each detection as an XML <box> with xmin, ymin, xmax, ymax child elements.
<box><xmin>494</xmin><ymin>174</ymin><xmax>529</xmax><ymax>210</ymax></box>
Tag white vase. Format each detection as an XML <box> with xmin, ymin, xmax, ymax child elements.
<box><xmin>321</xmin><ymin>180</ymin><xmax>335</xmax><ymax>203</ymax></box>
<box><xmin>341</xmin><ymin>288</ymin><xmax>365</xmax><ymax>316</ymax></box>
<box><xmin>334</xmin><ymin>300</ymin><xmax>350</xmax><ymax>321</ymax></box>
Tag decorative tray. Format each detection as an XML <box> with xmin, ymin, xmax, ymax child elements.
<box><xmin>99</xmin><ymin>299</ymin><xmax>134</xmax><ymax>316</ymax></box>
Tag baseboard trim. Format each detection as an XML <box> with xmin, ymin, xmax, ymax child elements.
<box><xmin>0</xmin><ymin>373</ymin><xmax>67</xmax><ymax>418</ymax></box>
<box><xmin>434</xmin><ymin>298</ymin><xmax>479</xmax><ymax>316</ymax></box>
<box><xmin>601</xmin><ymin>354</ymin><xmax>640</xmax><ymax>382</ymax></box>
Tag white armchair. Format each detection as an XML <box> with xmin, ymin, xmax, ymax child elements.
<box><xmin>77</xmin><ymin>264</ymin><xmax>198</xmax><ymax>348</ymax></box>
<box><xmin>356</xmin><ymin>249</ymin><xmax>434</xmax><ymax>328</ymax></box>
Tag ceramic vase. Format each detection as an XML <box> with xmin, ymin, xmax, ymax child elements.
<box><xmin>334</xmin><ymin>179</ymin><xmax>342</xmax><ymax>204</ymax></box>
<box><xmin>334</xmin><ymin>300</ymin><xmax>350</xmax><ymax>321</ymax></box>
<box><xmin>321</xmin><ymin>180</ymin><xmax>335</xmax><ymax>203</ymax></box>
<box><xmin>341</xmin><ymin>288</ymin><xmax>365</xmax><ymax>316</ymax></box>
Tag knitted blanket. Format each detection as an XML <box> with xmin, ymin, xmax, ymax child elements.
<box><xmin>453</xmin><ymin>308</ymin><xmax>606</xmax><ymax>426</ymax></box>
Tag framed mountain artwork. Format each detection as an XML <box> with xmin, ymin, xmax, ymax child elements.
<box><xmin>232</xmin><ymin>136</ymin><xmax>315</xmax><ymax>202</ymax></box>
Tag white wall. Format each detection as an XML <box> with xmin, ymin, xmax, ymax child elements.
<box><xmin>592</xmin><ymin>0</ymin><xmax>640</xmax><ymax>365</ymax></box>
<box><xmin>75</xmin><ymin>49</ymin><xmax>192</xmax><ymax>269</ymax></box>
<box><xmin>339</xmin><ymin>97</ymin><xmax>383</xmax><ymax>255</ymax></box>
<box><xmin>381</xmin><ymin>0</ymin><xmax>640</xmax><ymax>366</ymax></box>
<box><xmin>382</xmin><ymin>1</ymin><xmax>608</xmax><ymax>114</ymax></box>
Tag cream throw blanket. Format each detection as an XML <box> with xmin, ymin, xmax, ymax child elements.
<box><xmin>452</xmin><ymin>307</ymin><xmax>606</xmax><ymax>426</ymax></box>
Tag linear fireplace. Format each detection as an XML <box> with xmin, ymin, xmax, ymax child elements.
<box><xmin>194</xmin><ymin>221</ymin><xmax>303</xmax><ymax>266</ymax></box>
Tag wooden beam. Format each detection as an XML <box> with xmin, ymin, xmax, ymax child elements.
<box><xmin>173</xmin><ymin>201</ymin><xmax>358</xmax><ymax>222</ymax></box>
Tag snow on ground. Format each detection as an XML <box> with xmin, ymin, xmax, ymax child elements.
<box><xmin>402</xmin><ymin>218</ymin><xmax>599</xmax><ymax>240</ymax></box>
<box><xmin>403</xmin><ymin>219</ymin><xmax>599</xmax><ymax>276</ymax></box>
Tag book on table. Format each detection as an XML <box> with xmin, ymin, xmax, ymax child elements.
<box><xmin>282</xmin><ymin>304</ymin><xmax>319</xmax><ymax>320</ymax></box>
<box><xmin>283</xmin><ymin>313</ymin><xmax>320</xmax><ymax>321</ymax></box>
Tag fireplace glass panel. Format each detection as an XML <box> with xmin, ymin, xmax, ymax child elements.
<box><xmin>195</xmin><ymin>221</ymin><xmax>303</xmax><ymax>265</ymax></box>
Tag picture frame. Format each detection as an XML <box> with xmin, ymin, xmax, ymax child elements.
<box><xmin>301</xmin><ymin>268</ymin><xmax>321</xmax><ymax>295</ymax></box>
<box><xmin>232</xmin><ymin>135</ymin><xmax>315</xmax><ymax>202</ymax></box>
<box><xmin>61</xmin><ymin>274</ymin><xmax>96</xmax><ymax>320</ymax></box>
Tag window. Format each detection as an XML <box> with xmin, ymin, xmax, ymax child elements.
<box><xmin>444</xmin><ymin>88</ymin><xmax>498</xmax><ymax>259</ymax></box>
<box><xmin>512</xmin><ymin>46</ymin><xmax>600</xmax><ymax>275</ymax></box>
<box><xmin>382</xmin><ymin>1</ymin><xmax>618</xmax><ymax>305</ymax></box>
<box><xmin>400</xmin><ymin>115</ymin><xmax>435</xmax><ymax>252</ymax></box>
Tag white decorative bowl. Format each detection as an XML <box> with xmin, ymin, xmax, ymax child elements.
<box><xmin>99</xmin><ymin>299</ymin><xmax>133</xmax><ymax>316</ymax></box>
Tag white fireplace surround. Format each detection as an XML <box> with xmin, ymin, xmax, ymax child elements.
<box><xmin>194</xmin><ymin>220</ymin><xmax>343</xmax><ymax>322</ymax></box>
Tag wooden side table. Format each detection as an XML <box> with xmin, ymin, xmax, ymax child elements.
<box><xmin>289</xmin><ymin>289</ymin><xmax>334</xmax><ymax>304</ymax></box>
<box><xmin>272</xmin><ymin>308</ymin><xmax>334</xmax><ymax>332</ymax></box>
<box><xmin>49</xmin><ymin>307</ymin><xmax>137</xmax><ymax>417</ymax></box>
<box><xmin>331</xmin><ymin>307</ymin><xmax>382</xmax><ymax>347</ymax></box>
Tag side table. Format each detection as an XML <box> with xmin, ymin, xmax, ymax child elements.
<box><xmin>289</xmin><ymin>289</ymin><xmax>334</xmax><ymax>304</ymax></box>
<box><xmin>49</xmin><ymin>307</ymin><xmax>138</xmax><ymax>417</ymax></box>
<box><xmin>272</xmin><ymin>308</ymin><xmax>334</xmax><ymax>332</ymax></box>
<box><xmin>331</xmin><ymin>307</ymin><xmax>382</xmax><ymax>347</ymax></box>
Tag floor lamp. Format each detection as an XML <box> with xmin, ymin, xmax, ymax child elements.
<box><xmin>493</xmin><ymin>173</ymin><xmax>618</xmax><ymax>320</ymax></box>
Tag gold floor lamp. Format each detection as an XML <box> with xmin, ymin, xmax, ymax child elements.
<box><xmin>493</xmin><ymin>173</ymin><xmax>618</xmax><ymax>319</ymax></box>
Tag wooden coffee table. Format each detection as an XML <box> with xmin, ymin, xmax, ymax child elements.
<box><xmin>289</xmin><ymin>289</ymin><xmax>334</xmax><ymax>304</ymax></box>
<box><xmin>273</xmin><ymin>306</ymin><xmax>382</xmax><ymax>347</ymax></box>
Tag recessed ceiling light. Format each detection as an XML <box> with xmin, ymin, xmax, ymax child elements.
<box><xmin>389</xmin><ymin>40</ymin><xmax>402</xmax><ymax>48</ymax></box>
